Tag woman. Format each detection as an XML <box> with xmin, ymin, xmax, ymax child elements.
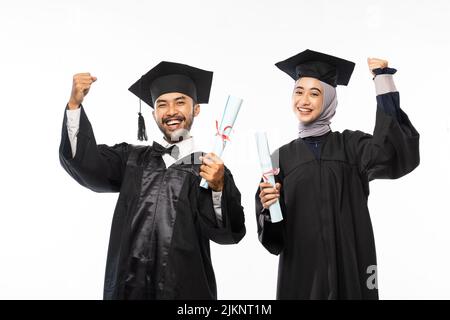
<box><xmin>256</xmin><ymin>49</ymin><xmax>420</xmax><ymax>299</ymax></box>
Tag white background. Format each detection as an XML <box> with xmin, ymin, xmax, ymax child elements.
<box><xmin>0</xmin><ymin>0</ymin><xmax>449</xmax><ymax>299</ymax></box>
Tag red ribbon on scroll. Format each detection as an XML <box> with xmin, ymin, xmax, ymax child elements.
<box><xmin>215</xmin><ymin>120</ymin><xmax>233</xmax><ymax>148</ymax></box>
<box><xmin>262</xmin><ymin>168</ymin><xmax>280</xmax><ymax>183</ymax></box>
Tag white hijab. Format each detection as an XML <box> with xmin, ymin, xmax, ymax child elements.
<box><xmin>298</xmin><ymin>80</ymin><xmax>337</xmax><ymax>138</ymax></box>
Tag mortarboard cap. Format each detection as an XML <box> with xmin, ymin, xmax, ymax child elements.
<box><xmin>128</xmin><ymin>61</ymin><xmax>213</xmax><ymax>108</ymax></box>
<box><xmin>275</xmin><ymin>49</ymin><xmax>355</xmax><ymax>87</ymax></box>
<box><xmin>128</xmin><ymin>61</ymin><xmax>213</xmax><ymax>141</ymax></box>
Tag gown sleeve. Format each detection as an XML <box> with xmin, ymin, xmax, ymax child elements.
<box><xmin>196</xmin><ymin>167</ymin><xmax>246</xmax><ymax>245</ymax></box>
<box><xmin>350</xmin><ymin>68</ymin><xmax>420</xmax><ymax>181</ymax></box>
<box><xmin>254</xmin><ymin>152</ymin><xmax>285</xmax><ymax>255</ymax></box>
<box><xmin>59</xmin><ymin>105</ymin><xmax>131</xmax><ymax>193</ymax></box>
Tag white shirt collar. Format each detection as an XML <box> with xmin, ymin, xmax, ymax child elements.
<box><xmin>156</xmin><ymin>136</ymin><xmax>201</xmax><ymax>167</ymax></box>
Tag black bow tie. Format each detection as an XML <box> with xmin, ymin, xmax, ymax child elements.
<box><xmin>151</xmin><ymin>142</ymin><xmax>180</xmax><ymax>160</ymax></box>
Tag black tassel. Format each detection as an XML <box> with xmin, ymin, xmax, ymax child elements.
<box><xmin>138</xmin><ymin>112</ymin><xmax>148</xmax><ymax>141</ymax></box>
<box><xmin>137</xmin><ymin>78</ymin><xmax>148</xmax><ymax>141</ymax></box>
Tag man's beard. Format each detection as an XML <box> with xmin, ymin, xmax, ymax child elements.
<box><xmin>157</xmin><ymin>113</ymin><xmax>195</xmax><ymax>143</ymax></box>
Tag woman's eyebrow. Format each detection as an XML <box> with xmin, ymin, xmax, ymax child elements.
<box><xmin>295</xmin><ymin>86</ymin><xmax>322</xmax><ymax>93</ymax></box>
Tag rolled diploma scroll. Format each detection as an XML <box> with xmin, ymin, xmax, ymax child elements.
<box><xmin>255</xmin><ymin>131</ymin><xmax>283</xmax><ymax>223</ymax></box>
<box><xmin>200</xmin><ymin>95</ymin><xmax>243</xmax><ymax>189</ymax></box>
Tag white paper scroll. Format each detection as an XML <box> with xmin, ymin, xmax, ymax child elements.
<box><xmin>200</xmin><ymin>95</ymin><xmax>243</xmax><ymax>189</ymax></box>
<box><xmin>255</xmin><ymin>131</ymin><xmax>283</xmax><ymax>223</ymax></box>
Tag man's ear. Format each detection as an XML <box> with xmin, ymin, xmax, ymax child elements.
<box><xmin>152</xmin><ymin>110</ymin><xmax>156</xmax><ymax>120</ymax></box>
<box><xmin>193</xmin><ymin>104</ymin><xmax>200</xmax><ymax>117</ymax></box>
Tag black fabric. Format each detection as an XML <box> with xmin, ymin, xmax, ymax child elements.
<box><xmin>128</xmin><ymin>61</ymin><xmax>213</xmax><ymax>108</ymax></box>
<box><xmin>275</xmin><ymin>49</ymin><xmax>355</xmax><ymax>87</ymax></box>
<box><xmin>59</xmin><ymin>106</ymin><xmax>246</xmax><ymax>299</ymax></box>
<box><xmin>302</xmin><ymin>132</ymin><xmax>331</xmax><ymax>160</ymax></box>
<box><xmin>150</xmin><ymin>142</ymin><xmax>180</xmax><ymax>159</ymax></box>
<box><xmin>150</xmin><ymin>74</ymin><xmax>197</xmax><ymax>106</ymax></box>
<box><xmin>295</xmin><ymin>61</ymin><xmax>338</xmax><ymax>87</ymax></box>
<box><xmin>255</xmin><ymin>96</ymin><xmax>420</xmax><ymax>299</ymax></box>
<box><xmin>372</xmin><ymin>67</ymin><xmax>397</xmax><ymax>77</ymax></box>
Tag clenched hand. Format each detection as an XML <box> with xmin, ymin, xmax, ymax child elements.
<box><xmin>68</xmin><ymin>73</ymin><xmax>97</xmax><ymax>110</ymax></box>
<box><xmin>367</xmin><ymin>57</ymin><xmax>389</xmax><ymax>76</ymax></box>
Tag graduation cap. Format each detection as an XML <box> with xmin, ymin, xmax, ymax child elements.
<box><xmin>128</xmin><ymin>61</ymin><xmax>213</xmax><ymax>141</ymax></box>
<box><xmin>275</xmin><ymin>49</ymin><xmax>355</xmax><ymax>87</ymax></box>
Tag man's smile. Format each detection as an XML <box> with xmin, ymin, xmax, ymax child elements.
<box><xmin>163</xmin><ymin>116</ymin><xmax>185</xmax><ymax>130</ymax></box>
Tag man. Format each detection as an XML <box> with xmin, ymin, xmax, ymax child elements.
<box><xmin>256</xmin><ymin>50</ymin><xmax>420</xmax><ymax>299</ymax></box>
<box><xmin>60</xmin><ymin>61</ymin><xmax>246</xmax><ymax>299</ymax></box>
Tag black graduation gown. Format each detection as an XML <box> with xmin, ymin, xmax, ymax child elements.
<box><xmin>59</xmin><ymin>107</ymin><xmax>246</xmax><ymax>300</ymax></box>
<box><xmin>255</xmin><ymin>90</ymin><xmax>420</xmax><ymax>299</ymax></box>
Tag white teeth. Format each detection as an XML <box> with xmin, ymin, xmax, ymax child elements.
<box><xmin>167</xmin><ymin>120</ymin><xmax>181</xmax><ymax>125</ymax></box>
<box><xmin>299</xmin><ymin>108</ymin><xmax>312</xmax><ymax>112</ymax></box>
